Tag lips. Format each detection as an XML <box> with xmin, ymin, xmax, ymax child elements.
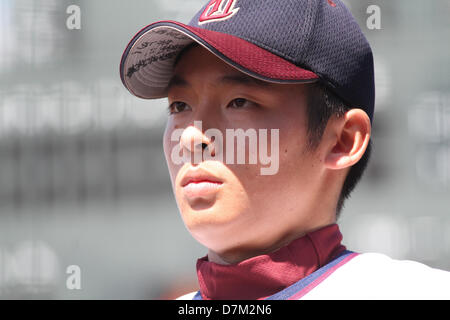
<box><xmin>180</xmin><ymin>168</ymin><xmax>224</xmax><ymax>198</ymax></box>
<box><xmin>180</xmin><ymin>168</ymin><xmax>223</xmax><ymax>187</ymax></box>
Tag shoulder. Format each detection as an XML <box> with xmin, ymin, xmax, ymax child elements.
<box><xmin>175</xmin><ymin>291</ymin><xmax>199</xmax><ymax>300</ymax></box>
<box><xmin>348</xmin><ymin>252</ymin><xmax>450</xmax><ymax>282</ymax></box>
<box><xmin>301</xmin><ymin>252</ymin><xmax>450</xmax><ymax>299</ymax></box>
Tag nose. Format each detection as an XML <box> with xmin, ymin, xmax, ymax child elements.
<box><xmin>180</xmin><ymin>125</ymin><xmax>215</xmax><ymax>164</ymax></box>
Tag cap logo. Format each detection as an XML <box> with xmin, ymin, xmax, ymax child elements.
<box><xmin>198</xmin><ymin>0</ymin><xmax>240</xmax><ymax>25</ymax></box>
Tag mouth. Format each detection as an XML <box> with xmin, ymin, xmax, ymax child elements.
<box><xmin>180</xmin><ymin>169</ymin><xmax>224</xmax><ymax>198</ymax></box>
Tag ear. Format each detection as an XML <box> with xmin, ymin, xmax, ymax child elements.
<box><xmin>324</xmin><ymin>109</ymin><xmax>371</xmax><ymax>170</ymax></box>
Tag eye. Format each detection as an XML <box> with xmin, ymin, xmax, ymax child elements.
<box><xmin>227</xmin><ymin>98</ymin><xmax>255</xmax><ymax>109</ymax></box>
<box><xmin>168</xmin><ymin>101</ymin><xmax>191</xmax><ymax>114</ymax></box>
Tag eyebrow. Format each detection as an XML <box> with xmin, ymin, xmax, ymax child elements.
<box><xmin>167</xmin><ymin>73</ymin><xmax>269</xmax><ymax>92</ymax></box>
<box><xmin>167</xmin><ymin>74</ymin><xmax>189</xmax><ymax>92</ymax></box>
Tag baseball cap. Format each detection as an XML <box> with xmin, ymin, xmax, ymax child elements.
<box><xmin>120</xmin><ymin>0</ymin><xmax>375</xmax><ymax>121</ymax></box>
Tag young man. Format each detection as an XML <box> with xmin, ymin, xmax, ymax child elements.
<box><xmin>120</xmin><ymin>0</ymin><xmax>450</xmax><ymax>299</ymax></box>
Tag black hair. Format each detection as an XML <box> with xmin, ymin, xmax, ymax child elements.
<box><xmin>306</xmin><ymin>82</ymin><xmax>372</xmax><ymax>219</ymax></box>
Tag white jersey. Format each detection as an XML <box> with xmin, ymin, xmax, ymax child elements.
<box><xmin>177</xmin><ymin>252</ymin><xmax>450</xmax><ymax>300</ymax></box>
<box><xmin>301</xmin><ymin>252</ymin><xmax>450</xmax><ymax>299</ymax></box>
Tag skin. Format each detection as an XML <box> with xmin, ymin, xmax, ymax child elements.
<box><xmin>163</xmin><ymin>45</ymin><xmax>371</xmax><ymax>265</ymax></box>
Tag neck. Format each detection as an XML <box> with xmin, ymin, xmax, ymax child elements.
<box><xmin>207</xmin><ymin>220</ymin><xmax>336</xmax><ymax>265</ymax></box>
<box><xmin>196</xmin><ymin>223</ymin><xmax>346</xmax><ymax>300</ymax></box>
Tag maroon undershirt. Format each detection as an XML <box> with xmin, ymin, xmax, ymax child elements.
<box><xmin>196</xmin><ymin>224</ymin><xmax>346</xmax><ymax>300</ymax></box>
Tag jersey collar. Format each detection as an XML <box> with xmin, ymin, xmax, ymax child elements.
<box><xmin>196</xmin><ymin>223</ymin><xmax>346</xmax><ymax>300</ymax></box>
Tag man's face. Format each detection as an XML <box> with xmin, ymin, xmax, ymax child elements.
<box><xmin>163</xmin><ymin>45</ymin><xmax>329</xmax><ymax>259</ymax></box>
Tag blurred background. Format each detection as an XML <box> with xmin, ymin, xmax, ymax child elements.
<box><xmin>0</xmin><ymin>0</ymin><xmax>449</xmax><ymax>299</ymax></box>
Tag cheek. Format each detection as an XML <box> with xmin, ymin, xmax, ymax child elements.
<box><xmin>163</xmin><ymin>125</ymin><xmax>172</xmax><ymax>165</ymax></box>
<box><xmin>163</xmin><ymin>124</ymin><xmax>182</xmax><ymax>185</ymax></box>
<box><xmin>237</xmin><ymin>129</ymin><xmax>311</xmax><ymax>207</ymax></box>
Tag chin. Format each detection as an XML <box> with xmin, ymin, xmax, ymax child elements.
<box><xmin>179</xmin><ymin>201</ymin><xmax>249</xmax><ymax>249</ymax></box>
<box><xmin>180</xmin><ymin>199</ymin><xmax>236</xmax><ymax>227</ymax></box>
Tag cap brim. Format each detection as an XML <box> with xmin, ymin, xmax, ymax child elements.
<box><xmin>120</xmin><ymin>20</ymin><xmax>319</xmax><ymax>99</ymax></box>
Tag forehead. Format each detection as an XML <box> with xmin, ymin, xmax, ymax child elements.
<box><xmin>170</xmin><ymin>45</ymin><xmax>271</xmax><ymax>87</ymax></box>
<box><xmin>175</xmin><ymin>44</ymin><xmax>235</xmax><ymax>74</ymax></box>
